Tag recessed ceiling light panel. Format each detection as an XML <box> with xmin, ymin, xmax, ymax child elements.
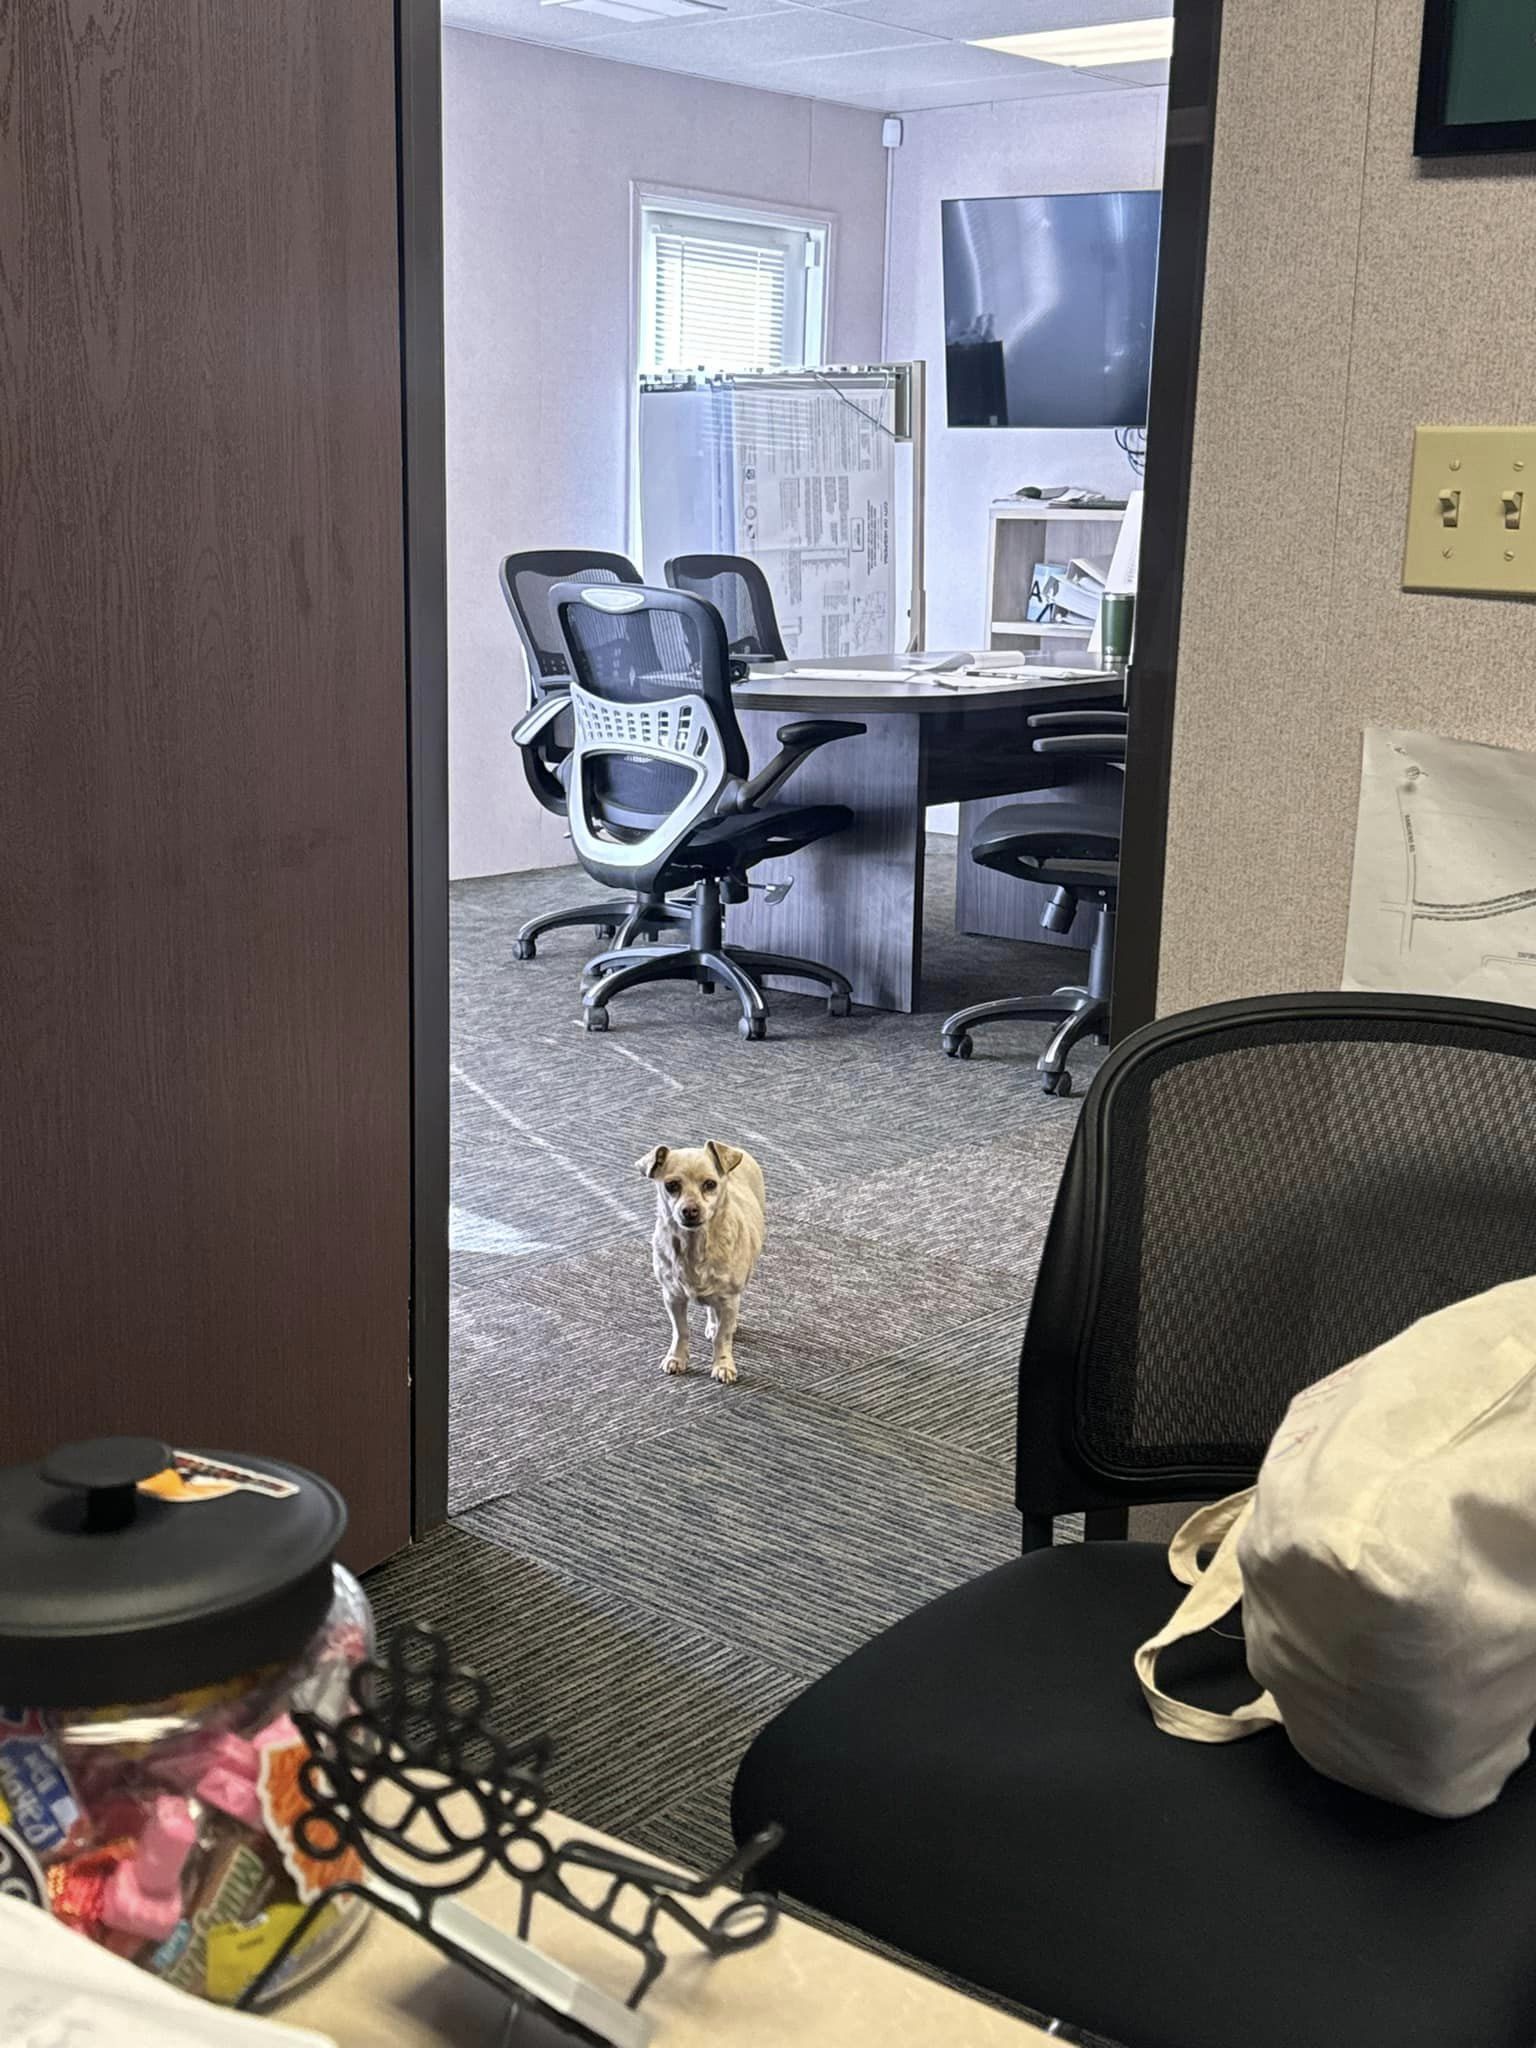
<box><xmin>972</xmin><ymin>18</ymin><xmax>1175</xmax><ymax>67</ymax></box>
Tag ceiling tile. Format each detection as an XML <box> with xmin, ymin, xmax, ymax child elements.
<box><xmin>578</xmin><ymin>5</ymin><xmax>933</xmax><ymax>74</ymax></box>
<box><xmin>813</xmin><ymin>0</ymin><xmax>1170</xmax><ymax>19</ymax></box>
<box><xmin>444</xmin><ymin>0</ymin><xmax>789</xmax><ymax>46</ymax></box>
<box><xmin>444</xmin><ymin>0</ymin><xmax>623</xmax><ymax>45</ymax></box>
<box><xmin>768</xmin><ymin>36</ymin><xmax>1077</xmax><ymax>91</ymax></box>
<box><xmin>849</xmin><ymin>65</ymin><xmax>1137</xmax><ymax>109</ymax></box>
<box><xmin>1077</xmin><ymin>56</ymin><xmax>1171</xmax><ymax>84</ymax></box>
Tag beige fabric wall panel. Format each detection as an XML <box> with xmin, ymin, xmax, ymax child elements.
<box><xmin>1160</xmin><ymin>0</ymin><xmax>1536</xmax><ymax>1014</ymax></box>
<box><xmin>1158</xmin><ymin>0</ymin><xmax>1378</xmax><ymax>1013</ymax></box>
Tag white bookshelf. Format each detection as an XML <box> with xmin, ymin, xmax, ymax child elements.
<box><xmin>985</xmin><ymin>501</ymin><xmax>1127</xmax><ymax>651</ymax></box>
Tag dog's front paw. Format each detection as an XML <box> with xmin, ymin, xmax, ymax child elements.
<box><xmin>662</xmin><ymin>1352</ymin><xmax>689</xmax><ymax>1376</ymax></box>
<box><xmin>710</xmin><ymin>1356</ymin><xmax>739</xmax><ymax>1385</ymax></box>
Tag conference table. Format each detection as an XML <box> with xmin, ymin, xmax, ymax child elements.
<box><xmin>728</xmin><ymin>652</ymin><xmax>1125</xmax><ymax>1014</ymax></box>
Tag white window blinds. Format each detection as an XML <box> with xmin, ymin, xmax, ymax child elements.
<box><xmin>639</xmin><ymin>202</ymin><xmax>827</xmax><ymax>375</ymax></box>
<box><xmin>650</xmin><ymin>229</ymin><xmax>788</xmax><ymax>374</ymax></box>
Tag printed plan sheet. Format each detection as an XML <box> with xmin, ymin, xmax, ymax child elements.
<box><xmin>1344</xmin><ymin>727</ymin><xmax>1536</xmax><ymax>1002</ymax></box>
<box><xmin>731</xmin><ymin>383</ymin><xmax>895</xmax><ymax>659</ymax></box>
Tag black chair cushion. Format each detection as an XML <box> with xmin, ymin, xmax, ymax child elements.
<box><xmin>971</xmin><ymin>800</ymin><xmax>1120</xmax><ymax>886</ymax></box>
<box><xmin>732</xmin><ymin>1540</ymin><xmax>1536</xmax><ymax>2048</ymax></box>
<box><xmin>656</xmin><ymin>802</ymin><xmax>854</xmax><ymax>883</ymax></box>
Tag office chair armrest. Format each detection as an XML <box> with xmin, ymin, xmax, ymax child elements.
<box><xmin>734</xmin><ymin>719</ymin><xmax>866</xmax><ymax>811</ymax></box>
<box><xmin>1032</xmin><ymin>734</ymin><xmax>1127</xmax><ymax>759</ymax></box>
<box><xmin>511</xmin><ymin>695</ymin><xmax>569</xmax><ymax>750</ymax></box>
<box><xmin>1026</xmin><ymin>710</ymin><xmax>1127</xmax><ymax>730</ymax></box>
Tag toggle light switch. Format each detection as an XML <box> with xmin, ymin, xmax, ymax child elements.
<box><xmin>1404</xmin><ymin>426</ymin><xmax>1536</xmax><ymax>596</ymax></box>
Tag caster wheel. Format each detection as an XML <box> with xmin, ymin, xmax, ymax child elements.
<box><xmin>739</xmin><ymin>1015</ymin><xmax>767</xmax><ymax>1041</ymax></box>
<box><xmin>596</xmin><ymin>924</ymin><xmax>617</xmax><ymax>941</ymax></box>
<box><xmin>1041</xmin><ymin>1070</ymin><xmax>1073</xmax><ymax>1097</ymax></box>
<box><xmin>513</xmin><ymin>938</ymin><xmax>536</xmax><ymax>961</ymax></box>
<box><xmin>942</xmin><ymin>1033</ymin><xmax>973</xmax><ymax>1060</ymax></box>
<box><xmin>828</xmin><ymin>992</ymin><xmax>851</xmax><ymax>1018</ymax></box>
<box><xmin>583</xmin><ymin>1008</ymin><xmax>610</xmax><ymax>1033</ymax></box>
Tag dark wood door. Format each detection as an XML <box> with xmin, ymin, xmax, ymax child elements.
<box><xmin>1</xmin><ymin>0</ymin><xmax>414</xmax><ymax>1566</ymax></box>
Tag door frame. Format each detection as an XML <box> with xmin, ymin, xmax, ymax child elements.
<box><xmin>1109</xmin><ymin>0</ymin><xmax>1224</xmax><ymax>1042</ymax></box>
<box><xmin>399</xmin><ymin>0</ymin><xmax>450</xmax><ymax>1537</ymax></box>
<box><xmin>396</xmin><ymin>0</ymin><xmax>1226</xmax><ymax>1531</ymax></box>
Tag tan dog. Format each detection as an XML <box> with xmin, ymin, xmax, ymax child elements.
<box><xmin>638</xmin><ymin>1141</ymin><xmax>765</xmax><ymax>1384</ymax></box>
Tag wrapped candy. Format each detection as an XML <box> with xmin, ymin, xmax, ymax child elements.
<box><xmin>18</xmin><ymin>1563</ymin><xmax>373</xmax><ymax>2004</ymax></box>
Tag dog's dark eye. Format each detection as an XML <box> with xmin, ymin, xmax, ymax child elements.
<box><xmin>701</xmin><ymin>1178</ymin><xmax>717</xmax><ymax>1193</ymax></box>
<box><xmin>665</xmin><ymin>1179</ymin><xmax>682</xmax><ymax>1196</ymax></box>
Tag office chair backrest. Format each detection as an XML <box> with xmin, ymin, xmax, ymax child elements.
<box><xmin>553</xmin><ymin>582</ymin><xmax>750</xmax><ymax>894</ymax></box>
<box><xmin>665</xmin><ymin>554</ymin><xmax>789</xmax><ymax>663</ymax></box>
<box><xmin>1017</xmin><ymin>992</ymin><xmax>1536</xmax><ymax>1518</ymax></box>
<box><xmin>499</xmin><ymin>550</ymin><xmax>641</xmax><ymax>698</ymax></box>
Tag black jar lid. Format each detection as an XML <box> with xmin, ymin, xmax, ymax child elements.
<box><xmin>0</xmin><ymin>1438</ymin><xmax>347</xmax><ymax>1708</ymax></box>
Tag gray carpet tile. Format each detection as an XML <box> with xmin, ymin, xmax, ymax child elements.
<box><xmin>461</xmin><ymin>1388</ymin><xmax>1020</xmax><ymax>1678</ymax></box>
<box><xmin>365</xmin><ymin>1524</ymin><xmax>804</xmax><ymax>1845</ymax></box>
<box><xmin>794</xmin><ymin>1301</ymin><xmax>1039</xmax><ymax>1464</ymax></box>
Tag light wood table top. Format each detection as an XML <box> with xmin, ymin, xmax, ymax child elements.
<box><xmin>735</xmin><ymin>654</ymin><xmax>1124</xmax><ymax>717</ymax></box>
<box><xmin>286</xmin><ymin>1810</ymin><xmax>1056</xmax><ymax>2048</ymax></box>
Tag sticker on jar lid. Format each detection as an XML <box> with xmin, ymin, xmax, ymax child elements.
<box><xmin>0</xmin><ymin>1821</ymin><xmax>45</xmax><ymax>1907</ymax></box>
<box><xmin>138</xmin><ymin>1450</ymin><xmax>299</xmax><ymax>1505</ymax></box>
<box><xmin>0</xmin><ymin>1712</ymin><xmax>82</xmax><ymax>1855</ymax></box>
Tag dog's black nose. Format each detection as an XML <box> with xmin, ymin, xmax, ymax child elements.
<box><xmin>680</xmin><ymin>1206</ymin><xmax>702</xmax><ymax>1226</ymax></box>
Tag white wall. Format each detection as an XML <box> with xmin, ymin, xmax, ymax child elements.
<box><xmin>444</xmin><ymin>29</ymin><xmax>889</xmax><ymax>880</ymax></box>
<box><xmin>884</xmin><ymin>90</ymin><xmax>1168</xmax><ymax>656</ymax></box>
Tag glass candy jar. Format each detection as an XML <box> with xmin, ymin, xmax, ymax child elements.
<box><xmin>0</xmin><ymin>1437</ymin><xmax>373</xmax><ymax>2004</ymax></box>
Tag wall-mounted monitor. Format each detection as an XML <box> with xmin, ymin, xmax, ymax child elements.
<box><xmin>941</xmin><ymin>190</ymin><xmax>1161</xmax><ymax>429</ymax></box>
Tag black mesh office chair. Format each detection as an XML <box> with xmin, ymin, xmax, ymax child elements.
<box><xmin>664</xmin><ymin>553</ymin><xmax>789</xmax><ymax>663</ymax></box>
<box><xmin>515</xmin><ymin>582</ymin><xmax>862</xmax><ymax>1039</ymax></box>
<box><xmin>941</xmin><ymin>710</ymin><xmax>1126</xmax><ymax>1095</ymax></box>
<box><xmin>735</xmin><ymin>992</ymin><xmax>1536</xmax><ymax>2048</ymax></box>
<box><xmin>498</xmin><ymin>550</ymin><xmax>688</xmax><ymax>960</ymax></box>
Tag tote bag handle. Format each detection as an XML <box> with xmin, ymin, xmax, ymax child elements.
<box><xmin>1134</xmin><ymin>1490</ymin><xmax>1283</xmax><ymax>1743</ymax></box>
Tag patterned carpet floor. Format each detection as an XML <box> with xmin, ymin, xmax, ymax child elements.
<box><xmin>366</xmin><ymin>837</ymin><xmax>1122</xmax><ymax>2037</ymax></box>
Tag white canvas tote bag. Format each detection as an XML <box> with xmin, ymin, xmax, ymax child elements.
<box><xmin>1134</xmin><ymin>1275</ymin><xmax>1536</xmax><ymax>1817</ymax></box>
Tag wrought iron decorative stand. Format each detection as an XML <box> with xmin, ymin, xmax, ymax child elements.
<box><xmin>235</xmin><ymin>1626</ymin><xmax>783</xmax><ymax>2044</ymax></box>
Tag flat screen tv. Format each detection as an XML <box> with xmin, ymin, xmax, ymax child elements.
<box><xmin>941</xmin><ymin>190</ymin><xmax>1161</xmax><ymax>429</ymax></box>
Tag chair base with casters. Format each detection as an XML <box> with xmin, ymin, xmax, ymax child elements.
<box><xmin>941</xmin><ymin>796</ymin><xmax>1120</xmax><ymax>1096</ymax></box>
<box><xmin>580</xmin><ymin>874</ymin><xmax>852</xmax><ymax>1040</ymax></box>
<box><xmin>512</xmin><ymin>891</ymin><xmax>688</xmax><ymax>962</ymax></box>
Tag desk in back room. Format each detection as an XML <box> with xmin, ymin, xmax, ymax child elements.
<box><xmin>728</xmin><ymin>655</ymin><xmax>1125</xmax><ymax>1014</ymax></box>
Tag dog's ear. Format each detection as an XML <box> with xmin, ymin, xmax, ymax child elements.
<box><xmin>637</xmin><ymin>1144</ymin><xmax>670</xmax><ymax>1180</ymax></box>
<box><xmin>706</xmin><ymin>1141</ymin><xmax>744</xmax><ymax>1175</ymax></box>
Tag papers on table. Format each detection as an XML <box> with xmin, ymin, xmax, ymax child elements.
<box><xmin>939</xmin><ymin>664</ymin><xmax>1112</xmax><ymax>690</ymax></box>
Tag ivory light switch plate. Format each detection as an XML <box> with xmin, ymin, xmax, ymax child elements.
<box><xmin>1403</xmin><ymin>426</ymin><xmax>1536</xmax><ymax>597</ymax></box>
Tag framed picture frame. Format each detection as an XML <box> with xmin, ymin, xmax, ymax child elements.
<box><xmin>1416</xmin><ymin>0</ymin><xmax>1536</xmax><ymax>157</ymax></box>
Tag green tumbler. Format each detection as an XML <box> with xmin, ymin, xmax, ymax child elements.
<box><xmin>1101</xmin><ymin>590</ymin><xmax>1135</xmax><ymax>667</ymax></box>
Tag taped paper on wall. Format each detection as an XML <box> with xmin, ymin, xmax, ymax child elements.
<box><xmin>1343</xmin><ymin>727</ymin><xmax>1536</xmax><ymax>1003</ymax></box>
<box><xmin>733</xmin><ymin>384</ymin><xmax>894</xmax><ymax>659</ymax></box>
<box><xmin>638</xmin><ymin>374</ymin><xmax>898</xmax><ymax>660</ymax></box>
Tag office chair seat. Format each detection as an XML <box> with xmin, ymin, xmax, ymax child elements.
<box><xmin>659</xmin><ymin>801</ymin><xmax>854</xmax><ymax>881</ymax></box>
<box><xmin>733</xmin><ymin>1537</ymin><xmax>1536</xmax><ymax>2048</ymax></box>
<box><xmin>970</xmin><ymin>798</ymin><xmax>1120</xmax><ymax>884</ymax></box>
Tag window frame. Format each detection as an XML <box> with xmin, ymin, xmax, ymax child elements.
<box><xmin>627</xmin><ymin>183</ymin><xmax>836</xmax><ymax>555</ymax></box>
<box><xmin>635</xmin><ymin>189</ymin><xmax>831</xmax><ymax>378</ymax></box>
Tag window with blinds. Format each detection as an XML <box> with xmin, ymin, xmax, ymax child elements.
<box><xmin>639</xmin><ymin>201</ymin><xmax>828</xmax><ymax>376</ymax></box>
